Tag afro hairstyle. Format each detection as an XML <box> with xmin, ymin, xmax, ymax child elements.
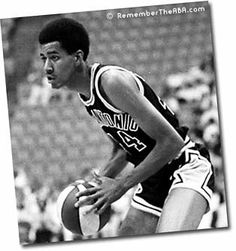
<box><xmin>39</xmin><ymin>17</ymin><xmax>90</xmax><ymax>60</ymax></box>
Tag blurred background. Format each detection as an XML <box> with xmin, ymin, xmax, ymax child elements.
<box><xmin>0</xmin><ymin>1</ymin><xmax>228</xmax><ymax>245</ymax></box>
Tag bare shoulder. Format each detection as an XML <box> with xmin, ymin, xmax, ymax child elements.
<box><xmin>100</xmin><ymin>68</ymin><xmax>138</xmax><ymax>94</ymax></box>
<box><xmin>98</xmin><ymin>68</ymin><xmax>141</xmax><ymax>113</ymax></box>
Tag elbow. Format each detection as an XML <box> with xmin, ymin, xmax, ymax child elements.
<box><xmin>171</xmin><ymin>136</ymin><xmax>185</xmax><ymax>158</ymax></box>
<box><xmin>174</xmin><ymin>135</ymin><xmax>185</xmax><ymax>150</ymax></box>
<box><xmin>161</xmin><ymin>134</ymin><xmax>185</xmax><ymax>160</ymax></box>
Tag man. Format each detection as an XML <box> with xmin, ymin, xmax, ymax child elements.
<box><xmin>38</xmin><ymin>18</ymin><xmax>214</xmax><ymax>235</ymax></box>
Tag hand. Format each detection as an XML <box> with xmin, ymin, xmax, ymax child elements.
<box><xmin>74</xmin><ymin>173</ymin><xmax>126</xmax><ymax>215</ymax></box>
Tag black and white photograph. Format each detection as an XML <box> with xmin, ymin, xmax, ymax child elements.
<box><xmin>0</xmin><ymin>0</ymin><xmax>233</xmax><ymax>250</ymax></box>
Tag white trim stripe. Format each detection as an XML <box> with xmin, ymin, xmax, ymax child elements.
<box><xmin>131</xmin><ymin>194</ymin><xmax>162</xmax><ymax>217</ymax></box>
<box><xmin>201</xmin><ymin>163</ymin><xmax>213</xmax><ymax>199</ymax></box>
<box><xmin>78</xmin><ymin>63</ymin><xmax>100</xmax><ymax>106</ymax></box>
<box><xmin>94</xmin><ymin>66</ymin><xmax>122</xmax><ymax>113</ymax></box>
<box><xmin>181</xmin><ymin>136</ymin><xmax>195</xmax><ymax>152</ymax></box>
<box><xmin>133</xmin><ymin>74</ymin><xmax>145</xmax><ymax>95</ymax></box>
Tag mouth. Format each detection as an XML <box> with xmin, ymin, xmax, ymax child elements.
<box><xmin>47</xmin><ymin>76</ymin><xmax>64</xmax><ymax>89</ymax></box>
<box><xmin>47</xmin><ymin>75</ymin><xmax>55</xmax><ymax>83</ymax></box>
<box><xmin>47</xmin><ymin>76</ymin><xmax>58</xmax><ymax>87</ymax></box>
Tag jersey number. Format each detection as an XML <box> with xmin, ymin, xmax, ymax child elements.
<box><xmin>117</xmin><ymin>131</ymin><xmax>146</xmax><ymax>152</ymax></box>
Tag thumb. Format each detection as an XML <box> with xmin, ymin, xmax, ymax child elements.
<box><xmin>91</xmin><ymin>171</ymin><xmax>102</xmax><ymax>185</ymax></box>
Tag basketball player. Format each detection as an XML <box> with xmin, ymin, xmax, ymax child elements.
<box><xmin>38</xmin><ymin>18</ymin><xmax>214</xmax><ymax>235</ymax></box>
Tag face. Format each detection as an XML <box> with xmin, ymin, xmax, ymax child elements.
<box><xmin>40</xmin><ymin>41</ymin><xmax>76</xmax><ymax>89</ymax></box>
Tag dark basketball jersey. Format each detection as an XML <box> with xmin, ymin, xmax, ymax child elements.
<box><xmin>79</xmin><ymin>63</ymin><xmax>188</xmax><ymax>165</ymax></box>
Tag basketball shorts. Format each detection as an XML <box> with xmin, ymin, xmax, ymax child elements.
<box><xmin>131</xmin><ymin>137</ymin><xmax>215</xmax><ymax>217</ymax></box>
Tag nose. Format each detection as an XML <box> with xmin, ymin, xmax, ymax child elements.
<box><xmin>44</xmin><ymin>59</ymin><xmax>53</xmax><ymax>74</ymax></box>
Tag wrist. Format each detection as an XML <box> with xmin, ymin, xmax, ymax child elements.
<box><xmin>116</xmin><ymin>175</ymin><xmax>133</xmax><ymax>194</ymax></box>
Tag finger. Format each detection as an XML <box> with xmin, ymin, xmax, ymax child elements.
<box><xmin>96</xmin><ymin>201</ymin><xmax>110</xmax><ymax>215</ymax></box>
<box><xmin>74</xmin><ymin>196</ymin><xmax>91</xmax><ymax>208</ymax></box>
<box><xmin>75</xmin><ymin>191</ymin><xmax>102</xmax><ymax>208</ymax></box>
<box><xmin>75</xmin><ymin>187</ymin><xmax>99</xmax><ymax>198</ymax></box>
<box><xmin>85</xmin><ymin>197</ymin><xmax>106</xmax><ymax>215</ymax></box>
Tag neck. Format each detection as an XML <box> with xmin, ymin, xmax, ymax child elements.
<box><xmin>67</xmin><ymin>63</ymin><xmax>92</xmax><ymax>98</ymax></box>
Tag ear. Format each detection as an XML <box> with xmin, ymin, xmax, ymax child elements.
<box><xmin>74</xmin><ymin>50</ymin><xmax>84</xmax><ymax>63</ymax></box>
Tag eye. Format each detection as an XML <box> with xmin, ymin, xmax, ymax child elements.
<box><xmin>40</xmin><ymin>56</ymin><xmax>47</xmax><ymax>63</ymax></box>
<box><xmin>50</xmin><ymin>55</ymin><xmax>60</xmax><ymax>61</ymax></box>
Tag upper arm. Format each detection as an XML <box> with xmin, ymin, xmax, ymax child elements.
<box><xmin>101</xmin><ymin>70</ymin><xmax>184</xmax><ymax>148</ymax></box>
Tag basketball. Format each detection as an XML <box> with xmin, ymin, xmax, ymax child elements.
<box><xmin>57</xmin><ymin>179</ymin><xmax>111</xmax><ymax>236</ymax></box>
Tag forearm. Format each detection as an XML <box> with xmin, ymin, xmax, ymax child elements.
<box><xmin>118</xmin><ymin>137</ymin><xmax>184</xmax><ymax>191</ymax></box>
<box><xmin>98</xmin><ymin>148</ymin><xmax>129</xmax><ymax>178</ymax></box>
